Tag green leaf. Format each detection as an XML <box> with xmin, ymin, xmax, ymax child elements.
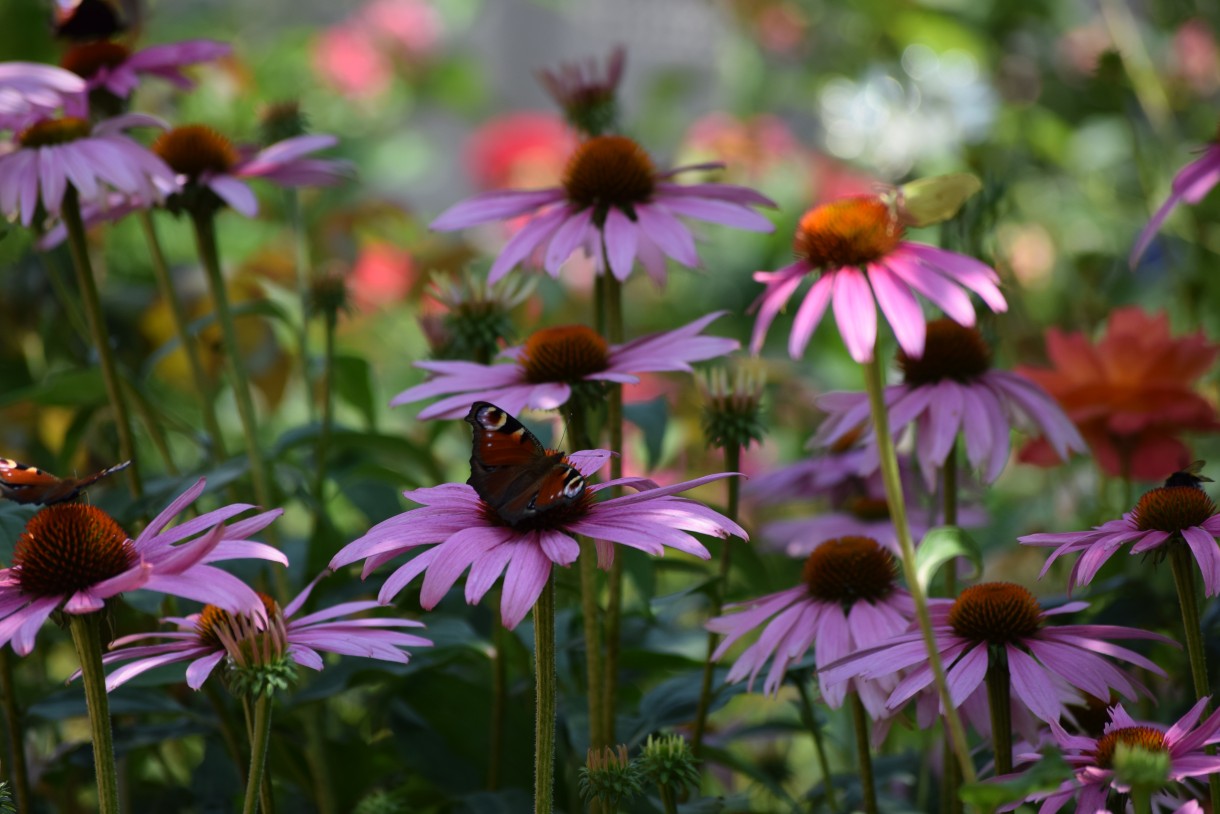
<box><xmin>332</xmin><ymin>354</ymin><xmax>377</xmax><ymax>428</ymax></box>
<box><xmin>0</xmin><ymin>369</ymin><xmax>106</xmax><ymax>408</ymax></box>
<box><xmin>915</xmin><ymin>525</ymin><xmax>982</xmax><ymax>591</ymax></box>
<box><xmin>624</xmin><ymin>396</ymin><xmax>669</xmax><ymax>470</ymax></box>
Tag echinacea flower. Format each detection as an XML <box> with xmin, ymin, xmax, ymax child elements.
<box><xmin>431</xmin><ymin>133</ymin><xmax>776</xmax><ymax>285</ymax></box>
<box><xmin>812</xmin><ymin>319</ymin><xmax>1086</xmax><ymax>487</ymax></box>
<box><xmin>749</xmin><ymin>196</ymin><xmax>1007</xmax><ymax>363</ymax></box>
<box><xmin>1006</xmin><ymin>698</ymin><xmax>1220</xmax><ymax>813</ymax></box>
<box><xmin>1017</xmin><ymin>308</ymin><xmax>1220</xmax><ymax>480</ymax></box>
<box><xmin>1131</xmin><ymin>134</ymin><xmax>1220</xmax><ymax>268</ymax></box>
<box><xmin>708</xmin><ymin>536</ymin><xmax>915</xmax><ymax>717</ymax></box>
<box><xmin>0</xmin><ymin>478</ymin><xmax>284</xmax><ymax>655</ymax></box>
<box><xmin>537</xmin><ymin>46</ymin><xmax>625</xmax><ymax>137</ymax></box>
<box><xmin>60</xmin><ymin>39</ymin><xmax>231</xmax><ymax>99</ymax></box>
<box><xmin>0</xmin><ymin>112</ymin><xmax>173</xmax><ymax>226</ymax></box>
<box><xmin>329</xmin><ymin>452</ymin><xmax>746</xmax><ymax>629</ymax></box>
<box><xmin>98</xmin><ymin>573</ymin><xmax>431</xmax><ymax>691</ymax></box>
<box><xmin>153</xmin><ymin>124</ymin><xmax>350</xmax><ymax>217</ymax></box>
<box><xmin>393</xmin><ymin>312</ymin><xmax>738</xmax><ymax>420</ymax></box>
<box><xmin>820</xmin><ymin>582</ymin><xmax>1173</xmax><ymax>725</ymax></box>
<box><xmin>1021</xmin><ymin>474</ymin><xmax>1220</xmax><ymax>595</ymax></box>
<box><xmin>0</xmin><ymin>61</ymin><xmax>86</xmax><ymax>131</ymax></box>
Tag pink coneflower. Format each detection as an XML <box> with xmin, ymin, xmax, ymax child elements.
<box><xmin>0</xmin><ymin>478</ymin><xmax>284</xmax><ymax>655</ymax></box>
<box><xmin>0</xmin><ymin>112</ymin><xmax>173</xmax><ymax>226</ymax></box>
<box><xmin>60</xmin><ymin>39</ymin><xmax>231</xmax><ymax>99</ymax></box>
<box><xmin>1131</xmin><ymin>136</ymin><xmax>1220</xmax><ymax>268</ymax></box>
<box><xmin>431</xmin><ymin>133</ymin><xmax>776</xmax><ymax>285</ymax></box>
<box><xmin>0</xmin><ymin>61</ymin><xmax>86</xmax><ymax>130</ymax></box>
<box><xmin>811</xmin><ymin>319</ymin><xmax>1085</xmax><ymax>486</ymax></box>
<box><xmin>153</xmin><ymin>124</ymin><xmax>350</xmax><ymax>217</ymax></box>
<box><xmin>749</xmin><ymin>196</ymin><xmax>1007</xmax><ymax>364</ymax></box>
<box><xmin>98</xmin><ymin>573</ymin><xmax>431</xmax><ymax>691</ymax></box>
<box><xmin>1021</xmin><ymin>474</ymin><xmax>1220</xmax><ymax>595</ymax></box>
<box><xmin>392</xmin><ymin>312</ymin><xmax>738</xmax><ymax>420</ymax></box>
<box><xmin>329</xmin><ymin>451</ymin><xmax>745</xmax><ymax>629</ymax></box>
<box><xmin>708</xmin><ymin>536</ymin><xmax>915</xmax><ymax>718</ymax></box>
<box><xmin>1006</xmin><ymin>698</ymin><xmax>1220</xmax><ymax>813</ymax></box>
<box><xmin>820</xmin><ymin>582</ymin><xmax>1173</xmax><ymax>725</ymax></box>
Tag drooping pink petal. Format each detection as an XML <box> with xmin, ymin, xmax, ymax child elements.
<box><xmin>430</xmin><ymin>188</ymin><xmax>564</xmax><ymax>231</ymax></box>
<box><xmin>602</xmin><ymin>206</ymin><xmax>639</xmax><ymax>281</ymax></box>
<box><xmin>499</xmin><ymin>542</ymin><xmax>552</xmax><ymax>629</ymax></box>
<box><xmin>830</xmin><ymin>267</ymin><xmax>877</xmax><ymax>363</ymax></box>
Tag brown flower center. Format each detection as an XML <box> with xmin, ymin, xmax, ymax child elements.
<box><xmin>829</xmin><ymin>423</ymin><xmax>866</xmax><ymax>454</ymax></box>
<box><xmin>60</xmin><ymin>41</ymin><xmax>130</xmax><ymax>78</ymax></box>
<box><xmin>153</xmin><ymin>124</ymin><xmax>240</xmax><ymax>178</ymax></box>
<box><xmin>195</xmin><ymin>593</ymin><xmax>281</xmax><ymax>654</ymax></box>
<box><xmin>18</xmin><ymin>117</ymin><xmax>91</xmax><ymax>147</ymax></box>
<box><xmin>898</xmin><ymin>318</ymin><xmax>992</xmax><ymax>384</ymax></box>
<box><xmin>562</xmin><ymin>135</ymin><xmax>656</xmax><ymax>214</ymax></box>
<box><xmin>844</xmin><ymin>495</ymin><xmax>890</xmax><ymax>521</ymax></box>
<box><xmin>13</xmin><ymin>504</ymin><xmax>134</xmax><ymax>597</ymax></box>
<box><xmin>1093</xmin><ymin>726</ymin><xmax>1167</xmax><ymax>769</ymax></box>
<box><xmin>794</xmin><ymin>198</ymin><xmax>903</xmax><ymax>269</ymax></box>
<box><xmin>519</xmin><ymin>325</ymin><xmax>611</xmax><ymax>383</ymax></box>
<box><xmin>948</xmin><ymin>582</ymin><xmax>1043</xmax><ymax>644</ymax></box>
<box><xmin>1132</xmin><ymin>486</ymin><xmax>1217</xmax><ymax>533</ymax></box>
<box><xmin>477</xmin><ymin>487</ymin><xmax>594</xmax><ymax>532</ymax></box>
<box><xmin>802</xmin><ymin>536</ymin><xmax>897</xmax><ymax>607</ymax></box>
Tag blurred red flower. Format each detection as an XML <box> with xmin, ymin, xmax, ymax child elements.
<box><xmin>464</xmin><ymin>111</ymin><xmax>577</xmax><ymax>191</ymax></box>
<box><xmin>1017</xmin><ymin>307</ymin><xmax>1220</xmax><ymax>480</ymax></box>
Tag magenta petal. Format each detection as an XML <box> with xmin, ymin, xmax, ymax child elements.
<box><xmin>831</xmin><ymin>267</ymin><xmax>877</xmax><ymax>363</ymax></box>
<box><xmin>868</xmin><ymin>264</ymin><xmax>925</xmax><ymax>359</ymax></box>
<box><xmin>430</xmin><ymin>188</ymin><xmax>563</xmax><ymax>231</ymax></box>
<box><xmin>209</xmin><ymin>175</ymin><xmax>259</xmax><ymax>217</ymax></box>
<box><xmin>634</xmin><ymin>203</ymin><xmax>699</xmax><ymax>267</ymax></box>
<box><xmin>1182</xmin><ymin>525</ymin><xmax>1220</xmax><ymax>596</ymax></box>
<box><xmin>1006</xmin><ymin>645</ymin><xmax>1065</xmax><ymax>722</ymax></box>
<box><xmin>748</xmin><ymin>262</ymin><xmax>809</xmax><ymax>354</ymax></box>
<box><xmin>787</xmin><ymin>274</ymin><xmax>834</xmax><ymax>359</ymax></box>
<box><xmin>544</xmin><ymin>207</ymin><xmax>593</xmax><ymax>274</ymax></box>
<box><xmin>602</xmin><ymin>207</ymin><xmax>639</xmax><ymax>281</ymax></box>
<box><xmin>488</xmin><ymin>206</ymin><xmax>569</xmax><ymax>283</ymax></box>
<box><xmin>184</xmin><ymin>651</ymin><xmax>226</xmax><ymax>689</ymax></box>
<box><xmin>500</xmin><ymin>543</ymin><xmax>551</xmax><ymax>630</ymax></box>
<box><xmin>654</xmin><ymin>196</ymin><xmax>774</xmax><ymax>232</ymax></box>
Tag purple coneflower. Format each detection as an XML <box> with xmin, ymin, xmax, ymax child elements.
<box><xmin>0</xmin><ymin>478</ymin><xmax>284</xmax><ymax>655</ymax></box>
<box><xmin>393</xmin><ymin>312</ymin><xmax>738</xmax><ymax>419</ymax></box>
<box><xmin>430</xmin><ymin>133</ymin><xmax>775</xmax><ymax>285</ymax></box>
<box><xmin>1131</xmin><ymin>134</ymin><xmax>1220</xmax><ymax>268</ymax></box>
<box><xmin>99</xmin><ymin>573</ymin><xmax>431</xmax><ymax>691</ymax></box>
<box><xmin>749</xmin><ymin>197</ymin><xmax>1007</xmax><ymax>363</ymax></box>
<box><xmin>153</xmin><ymin>124</ymin><xmax>350</xmax><ymax>217</ymax></box>
<box><xmin>812</xmin><ymin>319</ymin><xmax>1086</xmax><ymax>487</ymax></box>
<box><xmin>1006</xmin><ymin>698</ymin><xmax>1220</xmax><ymax>813</ymax></box>
<box><xmin>0</xmin><ymin>61</ymin><xmax>86</xmax><ymax>131</ymax></box>
<box><xmin>329</xmin><ymin>452</ymin><xmax>746</xmax><ymax>629</ymax></box>
<box><xmin>60</xmin><ymin>39</ymin><xmax>230</xmax><ymax>99</ymax></box>
<box><xmin>708</xmin><ymin>536</ymin><xmax>915</xmax><ymax>718</ymax></box>
<box><xmin>1021</xmin><ymin>476</ymin><xmax>1220</xmax><ymax>595</ymax></box>
<box><xmin>0</xmin><ymin>111</ymin><xmax>173</xmax><ymax>225</ymax></box>
<box><xmin>820</xmin><ymin>582</ymin><xmax>1173</xmax><ymax>725</ymax></box>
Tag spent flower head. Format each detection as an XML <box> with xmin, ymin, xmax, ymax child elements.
<box><xmin>538</xmin><ymin>46</ymin><xmax>625</xmax><ymax>137</ymax></box>
<box><xmin>259</xmin><ymin>99</ymin><xmax>309</xmax><ymax>145</ymax></box>
<box><xmin>698</xmin><ymin>362</ymin><xmax>767</xmax><ymax>450</ymax></box>
<box><xmin>422</xmin><ymin>269</ymin><xmax>535</xmax><ymax>363</ymax></box>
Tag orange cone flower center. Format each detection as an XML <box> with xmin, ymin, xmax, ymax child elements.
<box><xmin>154</xmin><ymin>124</ymin><xmax>240</xmax><ymax>178</ymax></box>
<box><xmin>844</xmin><ymin>495</ymin><xmax>890</xmax><ymax>521</ymax></box>
<box><xmin>948</xmin><ymin>582</ymin><xmax>1043</xmax><ymax>644</ymax></box>
<box><xmin>1132</xmin><ymin>486</ymin><xmax>1217</xmax><ymax>533</ymax></box>
<box><xmin>1093</xmin><ymin>726</ymin><xmax>1167</xmax><ymax>768</ymax></box>
<box><xmin>899</xmin><ymin>318</ymin><xmax>992</xmax><ymax>384</ymax></box>
<box><xmin>18</xmin><ymin>117</ymin><xmax>92</xmax><ymax>147</ymax></box>
<box><xmin>60</xmin><ymin>41</ymin><xmax>130</xmax><ymax>78</ymax></box>
<box><xmin>794</xmin><ymin>197</ymin><xmax>904</xmax><ymax>269</ymax></box>
<box><xmin>519</xmin><ymin>325</ymin><xmax>611</xmax><ymax>383</ymax></box>
<box><xmin>13</xmin><ymin>504</ymin><xmax>134</xmax><ymax>597</ymax></box>
<box><xmin>802</xmin><ymin>536</ymin><xmax>897</xmax><ymax>606</ymax></box>
<box><xmin>562</xmin><ymin>135</ymin><xmax>656</xmax><ymax>213</ymax></box>
<box><xmin>195</xmin><ymin>593</ymin><xmax>282</xmax><ymax>663</ymax></box>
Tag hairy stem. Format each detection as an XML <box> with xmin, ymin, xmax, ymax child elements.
<box><xmin>1168</xmin><ymin>544</ymin><xmax>1220</xmax><ymax>805</ymax></box>
<box><xmin>601</xmin><ymin>273</ymin><xmax>624</xmax><ymax>744</ymax></box>
<box><xmin>0</xmin><ymin>649</ymin><xmax>29</xmax><ymax>814</ymax></box>
<box><xmin>849</xmin><ymin>692</ymin><xmax>878</xmax><ymax>814</ymax></box>
<box><xmin>534</xmin><ymin>576</ymin><xmax>557</xmax><ymax>814</ymax></box>
<box><xmin>241</xmin><ymin>694</ymin><xmax>274</xmax><ymax>814</ymax></box>
<box><xmin>68</xmin><ymin>613</ymin><xmax>120</xmax><ymax>814</ymax></box>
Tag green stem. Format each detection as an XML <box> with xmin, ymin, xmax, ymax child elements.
<box><xmin>0</xmin><ymin>649</ymin><xmax>31</xmax><ymax>814</ymax></box>
<box><xmin>794</xmin><ymin>678</ymin><xmax>839</xmax><ymax>814</ymax></box>
<box><xmin>941</xmin><ymin>440</ymin><xmax>962</xmax><ymax>814</ymax></box>
<box><xmin>68</xmin><ymin>613</ymin><xmax>120</xmax><ymax>814</ymax></box>
<box><xmin>242</xmin><ymin>694</ymin><xmax>274</xmax><ymax>814</ymax></box>
<box><xmin>61</xmin><ymin>187</ymin><xmax>142</xmax><ymax>498</ymax></box>
<box><xmin>692</xmin><ymin>443</ymin><xmax>742</xmax><ymax>757</ymax></box>
<box><xmin>534</xmin><ymin>576</ymin><xmax>557</xmax><ymax>814</ymax></box>
<box><xmin>1168</xmin><ymin>544</ymin><xmax>1220</xmax><ymax>805</ymax></box>
<box><xmin>657</xmin><ymin>784</ymin><xmax>678</xmax><ymax>814</ymax></box>
<box><xmin>849</xmin><ymin>692</ymin><xmax>878</xmax><ymax>814</ymax></box>
<box><xmin>138</xmin><ymin>210</ymin><xmax>228</xmax><ymax>463</ymax></box>
<box><xmin>567</xmin><ymin>400</ymin><xmax>606</xmax><ymax>749</ymax></box>
<box><xmin>601</xmin><ymin>272</ymin><xmax>624</xmax><ymax>745</ymax></box>
<box><xmin>488</xmin><ymin>599</ymin><xmax>507</xmax><ymax>790</ymax></box>
<box><xmin>984</xmin><ymin>649</ymin><xmax>1013</xmax><ymax>776</ymax></box>
<box><xmin>311</xmin><ymin>311</ymin><xmax>337</xmax><ymax>526</ymax></box>
<box><xmin>37</xmin><ymin>244</ymin><xmax>91</xmax><ymax>345</ymax></box>
<box><xmin>862</xmin><ymin>356</ymin><xmax>975</xmax><ymax>783</ymax></box>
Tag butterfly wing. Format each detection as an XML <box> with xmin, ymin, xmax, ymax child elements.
<box><xmin>0</xmin><ymin>458</ymin><xmax>130</xmax><ymax>505</ymax></box>
<box><xmin>464</xmin><ymin>402</ymin><xmax>586</xmax><ymax>526</ymax></box>
<box><xmin>54</xmin><ymin>0</ymin><xmax>126</xmax><ymax>41</ymax></box>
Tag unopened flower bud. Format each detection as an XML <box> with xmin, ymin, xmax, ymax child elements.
<box><xmin>699</xmin><ymin>363</ymin><xmax>767</xmax><ymax>450</ymax></box>
<box><xmin>579</xmin><ymin>744</ymin><xmax>643</xmax><ymax>808</ymax></box>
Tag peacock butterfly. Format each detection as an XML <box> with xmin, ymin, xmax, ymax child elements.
<box><xmin>465</xmin><ymin>402</ymin><xmax>586</xmax><ymax>526</ymax></box>
<box><xmin>53</xmin><ymin>0</ymin><xmax>127</xmax><ymax>41</ymax></box>
<box><xmin>0</xmin><ymin>458</ymin><xmax>130</xmax><ymax>505</ymax></box>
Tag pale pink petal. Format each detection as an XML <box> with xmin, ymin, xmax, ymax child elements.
<box><xmin>867</xmin><ymin>264</ymin><xmax>925</xmax><ymax>359</ymax></box>
<box><xmin>634</xmin><ymin>203</ymin><xmax>699</xmax><ymax>267</ymax></box>
<box><xmin>488</xmin><ymin>206</ymin><xmax>569</xmax><ymax>283</ymax></box>
<box><xmin>500</xmin><ymin>543</ymin><xmax>551</xmax><ymax>629</ymax></box>
<box><xmin>430</xmin><ymin>189</ymin><xmax>564</xmax><ymax>231</ymax></box>
<box><xmin>544</xmin><ymin>206</ymin><xmax>593</xmax><ymax>274</ymax></box>
<box><xmin>602</xmin><ymin>207</ymin><xmax>639</xmax><ymax>281</ymax></box>
<box><xmin>208</xmin><ymin>175</ymin><xmax>259</xmax><ymax>217</ymax></box>
<box><xmin>831</xmin><ymin>267</ymin><xmax>877</xmax><ymax>363</ymax></box>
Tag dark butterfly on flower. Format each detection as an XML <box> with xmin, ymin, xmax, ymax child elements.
<box><xmin>465</xmin><ymin>402</ymin><xmax>586</xmax><ymax>526</ymax></box>
<box><xmin>53</xmin><ymin>0</ymin><xmax>127</xmax><ymax>41</ymax></box>
<box><xmin>0</xmin><ymin>458</ymin><xmax>130</xmax><ymax>505</ymax></box>
<box><xmin>1164</xmin><ymin>460</ymin><xmax>1212</xmax><ymax>490</ymax></box>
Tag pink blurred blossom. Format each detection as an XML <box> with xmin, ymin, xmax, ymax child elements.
<box><xmin>350</xmin><ymin>241</ymin><xmax>417</xmax><ymax>310</ymax></box>
<box><xmin>311</xmin><ymin>25</ymin><xmax>393</xmax><ymax>98</ymax></box>
<box><xmin>465</xmin><ymin>112</ymin><xmax>578</xmax><ymax>192</ymax></box>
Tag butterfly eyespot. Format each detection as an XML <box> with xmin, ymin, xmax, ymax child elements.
<box><xmin>478</xmin><ymin>406</ymin><xmax>508</xmax><ymax>429</ymax></box>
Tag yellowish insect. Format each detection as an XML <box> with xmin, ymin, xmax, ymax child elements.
<box><xmin>881</xmin><ymin>173</ymin><xmax>983</xmax><ymax>228</ymax></box>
